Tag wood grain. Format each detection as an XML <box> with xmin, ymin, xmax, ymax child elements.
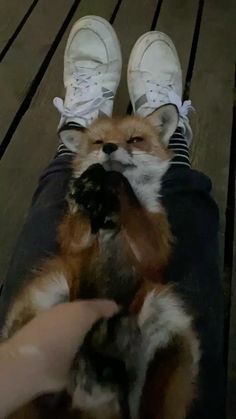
<box><xmin>0</xmin><ymin>0</ymin><xmax>118</xmax><ymax>280</ymax></box>
<box><xmin>154</xmin><ymin>0</ymin><xmax>199</xmax><ymax>83</ymax></box>
<box><xmin>113</xmin><ymin>0</ymin><xmax>198</xmax><ymax>114</ymax></box>
<box><xmin>0</xmin><ymin>0</ymin><xmax>235</xmax><ymax>413</ymax></box>
<box><xmin>113</xmin><ymin>0</ymin><xmax>157</xmax><ymax>115</ymax></box>
<box><xmin>0</xmin><ymin>0</ymin><xmax>33</xmax><ymax>54</ymax></box>
<box><xmin>190</xmin><ymin>0</ymin><xmax>236</xmax><ymax>246</ymax></box>
<box><xmin>188</xmin><ymin>4</ymin><xmax>236</xmax><ymax>414</ymax></box>
<box><xmin>0</xmin><ymin>0</ymin><xmax>75</xmax><ymax>147</ymax></box>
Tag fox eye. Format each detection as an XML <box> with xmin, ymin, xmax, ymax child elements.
<box><xmin>93</xmin><ymin>139</ymin><xmax>103</xmax><ymax>145</ymax></box>
<box><xmin>127</xmin><ymin>136</ymin><xmax>144</xmax><ymax>144</ymax></box>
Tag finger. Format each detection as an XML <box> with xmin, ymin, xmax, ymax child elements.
<box><xmin>79</xmin><ymin>299</ymin><xmax>119</xmax><ymax>319</ymax></box>
<box><xmin>48</xmin><ymin>300</ymin><xmax>119</xmax><ymax>351</ymax></box>
<box><xmin>49</xmin><ymin>299</ymin><xmax>119</xmax><ymax>344</ymax></box>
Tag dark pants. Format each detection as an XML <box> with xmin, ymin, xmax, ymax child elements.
<box><xmin>0</xmin><ymin>154</ymin><xmax>225</xmax><ymax>419</ymax></box>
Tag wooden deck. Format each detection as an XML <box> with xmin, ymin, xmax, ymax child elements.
<box><xmin>0</xmin><ymin>0</ymin><xmax>235</xmax><ymax>416</ymax></box>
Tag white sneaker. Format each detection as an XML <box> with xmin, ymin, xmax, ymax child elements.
<box><xmin>127</xmin><ymin>32</ymin><xmax>193</xmax><ymax>144</ymax></box>
<box><xmin>54</xmin><ymin>16</ymin><xmax>122</xmax><ymax>131</ymax></box>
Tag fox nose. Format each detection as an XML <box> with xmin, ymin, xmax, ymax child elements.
<box><xmin>102</xmin><ymin>143</ymin><xmax>118</xmax><ymax>155</ymax></box>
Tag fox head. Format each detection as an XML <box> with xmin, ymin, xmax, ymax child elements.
<box><xmin>61</xmin><ymin>105</ymin><xmax>179</xmax><ymax>211</ymax></box>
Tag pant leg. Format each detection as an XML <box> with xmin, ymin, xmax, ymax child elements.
<box><xmin>161</xmin><ymin>166</ymin><xmax>225</xmax><ymax>419</ymax></box>
<box><xmin>0</xmin><ymin>155</ymin><xmax>225</xmax><ymax>418</ymax></box>
<box><xmin>0</xmin><ymin>154</ymin><xmax>74</xmax><ymax>328</ymax></box>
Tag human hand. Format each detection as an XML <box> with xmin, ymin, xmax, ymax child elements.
<box><xmin>4</xmin><ymin>300</ymin><xmax>118</xmax><ymax>394</ymax></box>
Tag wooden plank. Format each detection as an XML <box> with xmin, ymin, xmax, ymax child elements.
<box><xmin>154</xmin><ymin>0</ymin><xmax>199</xmax><ymax>83</ymax></box>
<box><xmin>226</xmin><ymin>86</ymin><xmax>236</xmax><ymax>419</ymax></box>
<box><xmin>189</xmin><ymin>3</ymin><xmax>236</xmax><ymax>412</ymax></box>
<box><xmin>227</xmin><ymin>201</ymin><xmax>236</xmax><ymax>418</ymax></box>
<box><xmin>0</xmin><ymin>0</ymin><xmax>119</xmax><ymax>280</ymax></box>
<box><xmin>113</xmin><ymin>0</ymin><xmax>198</xmax><ymax>114</ymax></box>
<box><xmin>190</xmin><ymin>0</ymin><xmax>236</xmax><ymax>247</ymax></box>
<box><xmin>0</xmin><ymin>0</ymin><xmax>33</xmax><ymax>54</ymax></box>
<box><xmin>0</xmin><ymin>0</ymin><xmax>76</xmax><ymax>147</ymax></box>
<box><xmin>113</xmin><ymin>0</ymin><xmax>158</xmax><ymax>114</ymax></box>
<box><xmin>158</xmin><ymin>1</ymin><xmax>236</xmax><ymax>414</ymax></box>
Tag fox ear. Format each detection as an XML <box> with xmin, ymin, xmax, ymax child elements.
<box><xmin>59</xmin><ymin>127</ymin><xmax>86</xmax><ymax>152</ymax></box>
<box><xmin>146</xmin><ymin>104</ymin><xmax>179</xmax><ymax>146</ymax></box>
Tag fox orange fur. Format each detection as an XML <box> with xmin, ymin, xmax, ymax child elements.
<box><xmin>2</xmin><ymin>105</ymin><xmax>200</xmax><ymax>419</ymax></box>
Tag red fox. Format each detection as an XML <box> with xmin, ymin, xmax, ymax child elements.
<box><xmin>2</xmin><ymin>105</ymin><xmax>199</xmax><ymax>419</ymax></box>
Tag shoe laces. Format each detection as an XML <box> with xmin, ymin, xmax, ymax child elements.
<box><xmin>53</xmin><ymin>69</ymin><xmax>113</xmax><ymax>124</ymax></box>
<box><xmin>146</xmin><ymin>79</ymin><xmax>193</xmax><ymax>120</ymax></box>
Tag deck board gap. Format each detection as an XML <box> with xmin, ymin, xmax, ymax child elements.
<box><xmin>0</xmin><ymin>0</ymin><xmax>39</xmax><ymax>62</ymax></box>
<box><xmin>126</xmin><ymin>0</ymin><xmax>164</xmax><ymax>115</ymax></box>
<box><xmin>150</xmin><ymin>0</ymin><xmax>164</xmax><ymax>30</ymax></box>
<box><xmin>0</xmin><ymin>0</ymin><xmax>83</xmax><ymax>160</ymax></box>
<box><xmin>183</xmin><ymin>0</ymin><xmax>204</xmax><ymax>100</ymax></box>
<box><xmin>110</xmin><ymin>0</ymin><xmax>123</xmax><ymax>24</ymax></box>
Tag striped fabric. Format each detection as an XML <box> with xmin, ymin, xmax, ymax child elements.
<box><xmin>55</xmin><ymin>121</ymin><xmax>81</xmax><ymax>158</ymax></box>
<box><xmin>168</xmin><ymin>127</ymin><xmax>190</xmax><ymax>167</ymax></box>
<box><xmin>55</xmin><ymin>142</ymin><xmax>75</xmax><ymax>158</ymax></box>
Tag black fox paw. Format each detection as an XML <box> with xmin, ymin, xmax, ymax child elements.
<box><xmin>70</xmin><ymin>164</ymin><xmax>106</xmax><ymax>206</ymax></box>
<box><xmin>68</xmin><ymin>164</ymin><xmax>105</xmax><ymax>230</ymax></box>
<box><xmin>68</xmin><ymin>164</ymin><xmax>121</xmax><ymax>233</ymax></box>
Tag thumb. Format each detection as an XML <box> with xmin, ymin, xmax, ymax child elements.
<box><xmin>66</xmin><ymin>299</ymin><xmax>119</xmax><ymax>343</ymax></box>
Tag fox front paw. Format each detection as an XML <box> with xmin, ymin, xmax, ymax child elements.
<box><xmin>69</xmin><ymin>164</ymin><xmax>121</xmax><ymax>233</ymax></box>
<box><xmin>68</xmin><ymin>164</ymin><xmax>106</xmax><ymax>232</ymax></box>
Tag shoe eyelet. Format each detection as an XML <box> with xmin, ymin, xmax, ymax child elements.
<box><xmin>150</xmin><ymin>90</ymin><xmax>153</xmax><ymax>92</ymax></box>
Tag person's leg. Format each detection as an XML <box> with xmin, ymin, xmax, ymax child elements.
<box><xmin>0</xmin><ymin>154</ymin><xmax>74</xmax><ymax>328</ymax></box>
<box><xmin>128</xmin><ymin>32</ymin><xmax>225</xmax><ymax>419</ymax></box>
<box><xmin>0</xmin><ymin>16</ymin><xmax>122</xmax><ymax>328</ymax></box>
<box><xmin>162</xmin><ymin>138</ymin><xmax>225</xmax><ymax>419</ymax></box>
